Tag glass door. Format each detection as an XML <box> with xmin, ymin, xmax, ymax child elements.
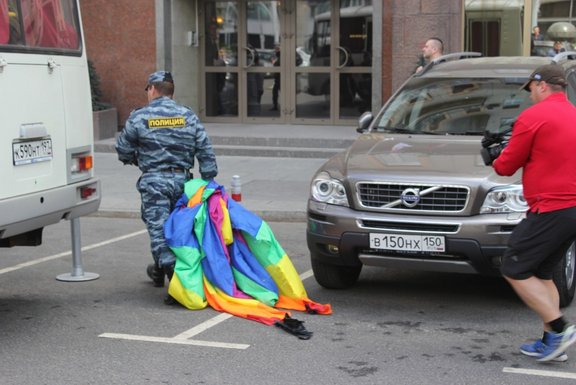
<box><xmin>203</xmin><ymin>1</ymin><xmax>240</xmax><ymax>120</ymax></box>
<box><xmin>294</xmin><ymin>0</ymin><xmax>373</xmax><ymax>124</ymax></box>
<box><xmin>201</xmin><ymin>0</ymin><xmax>372</xmax><ymax>124</ymax></box>
<box><xmin>244</xmin><ymin>0</ymin><xmax>285</xmax><ymax>121</ymax></box>
<box><xmin>202</xmin><ymin>0</ymin><xmax>287</xmax><ymax>122</ymax></box>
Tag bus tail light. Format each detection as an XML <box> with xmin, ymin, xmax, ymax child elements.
<box><xmin>71</xmin><ymin>154</ymin><xmax>93</xmax><ymax>173</ymax></box>
<box><xmin>80</xmin><ymin>186</ymin><xmax>97</xmax><ymax>199</ymax></box>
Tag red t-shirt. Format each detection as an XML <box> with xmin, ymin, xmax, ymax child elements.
<box><xmin>493</xmin><ymin>92</ymin><xmax>576</xmax><ymax>213</ymax></box>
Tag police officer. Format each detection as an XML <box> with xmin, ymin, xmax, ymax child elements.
<box><xmin>116</xmin><ymin>71</ymin><xmax>218</xmax><ymax>291</ymax></box>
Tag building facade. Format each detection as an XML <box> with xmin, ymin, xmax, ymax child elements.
<box><xmin>80</xmin><ymin>0</ymin><xmax>576</xmax><ymax>128</ymax></box>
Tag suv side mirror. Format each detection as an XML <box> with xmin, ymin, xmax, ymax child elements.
<box><xmin>357</xmin><ymin>111</ymin><xmax>373</xmax><ymax>133</ymax></box>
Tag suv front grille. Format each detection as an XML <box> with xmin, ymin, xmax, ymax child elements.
<box><xmin>361</xmin><ymin>220</ymin><xmax>459</xmax><ymax>233</ymax></box>
<box><xmin>357</xmin><ymin>182</ymin><xmax>469</xmax><ymax>212</ymax></box>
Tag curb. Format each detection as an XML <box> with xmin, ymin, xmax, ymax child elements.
<box><xmin>90</xmin><ymin>209</ymin><xmax>306</xmax><ymax>223</ymax></box>
<box><xmin>94</xmin><ymin>141</ymin><xmax>343</xmax><ymax>159</ymax></box>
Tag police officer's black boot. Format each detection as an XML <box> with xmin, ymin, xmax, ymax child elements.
<box><xmin>146</xmin><ymin>263</ymin><xmax>164</xmax><ymax>287</ymax></box>
<box><xmin>163</xmin><ymin>264</ymin><xmax>178</xmax><ymax>305</ymax></box>
<box><xmin>164</xmin><ymin>264</ymin><xmax>174</xmax><ymax>281</ymax></box>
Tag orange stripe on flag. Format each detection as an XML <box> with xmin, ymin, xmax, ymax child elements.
<box><xmin>275</xmin><ymin>296</ymin><xmax>332</xmax><ymax>314</ymax></box>
<box><xmin>187</xmin><ymin>185</ymin><xmax>206</xmax><ymax>207</ymax></box>
<box><xmin>203</xmin><ymin>276</ymin><xmax>289</xmax><ymax>325</ymax></box>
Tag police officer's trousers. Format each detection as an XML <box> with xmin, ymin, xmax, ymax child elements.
<box><xmin>137</xmin><ymin>172</ymin><xmax>188</xmax><ymax>267</ymax></box>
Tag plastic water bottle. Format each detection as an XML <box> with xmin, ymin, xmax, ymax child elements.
<box><xmin>231</xmin><ymin>175</ymin><xmax>242</xmax><ymax>201</ymax></box>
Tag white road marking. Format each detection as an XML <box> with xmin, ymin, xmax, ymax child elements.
<box><xmin>0</xmin><ymin>229</ymin><xmax>147</xmax><ymax>275</ymax></box>
<box><xmin>98</xmin><ymin>333</ymin><xmax>249</xmax><ymax>350</ymax></box>
<box><xmin>173</xmin><ymin>313</ymin><xmax>233</xmax><ymax>339</ymax></box>
<box><xmin>503</xmin><ymin>367</ymin><xmax>576</xmax><ymax>379</ymax></box>
<box><xmin>300</xmin><ymin>269</ymin><xmax>313</xmax><ymax>281</ymax></box>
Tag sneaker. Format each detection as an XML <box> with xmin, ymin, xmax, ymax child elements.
<box><xmin>520</xmin><ymin>335</ymin><xmax>568</xmax><ymax>362</ymax></box>
<box><xmin>537</xmin><ymin>325</ymin><xmax>576</xmax><ymax>362</ymax></box>
<box><xmin>146</xmin><ymin>263</ymin><xmax>165</xmax><ymax>287</ymax></box>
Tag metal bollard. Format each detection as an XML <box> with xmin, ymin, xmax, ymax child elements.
<box><xmin>56</xmin><ymin>217</ymin><xmax>99</xmax><ymax>282</ymax></box>
<box><xmin>231</xmin><ymin>175</ymin><xmax>242</xmax><ymax>201</ymax></box>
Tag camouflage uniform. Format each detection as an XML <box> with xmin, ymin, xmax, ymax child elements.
<box><xmin>116</xmin><ymin>85</ymin><xmax>217</xmax><ymax>269</ymax></box>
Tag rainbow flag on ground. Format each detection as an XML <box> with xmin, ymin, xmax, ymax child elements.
<box><xmin>164</xmin><ymin>179</ymin><xmax>331</xmax><ymax>336</ymax></box>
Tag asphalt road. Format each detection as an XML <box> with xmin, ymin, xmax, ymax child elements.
<box><xmin>2</xmin><ymin>217</ymin><xmax>576</xmax><ymax>385</ymax></box>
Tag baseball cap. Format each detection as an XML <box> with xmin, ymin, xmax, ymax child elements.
<box><xmin>521</xmin><ymin>64</ymin><xmax>567</xmax><ymax>91</ymax></box>
<box><xmin>145</xmin><ymin>71</ymin><xmax>174</xmax><ymax>90</ymax></box>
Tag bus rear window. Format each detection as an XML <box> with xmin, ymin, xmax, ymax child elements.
<box><xmin>0</xmin><ymin>0</ymin><xmax>80</xmax><ymax>51</ymax></box>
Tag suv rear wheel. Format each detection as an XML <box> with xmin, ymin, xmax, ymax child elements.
<box><xmin>311</xmin><ymin>258</ymin><xmax>362</xmax><ymax>289</ymax></box>
<box><xmin>553</xmin><ymin>240</ymin><xmax>576</xmax><ymax>308</ymax></box>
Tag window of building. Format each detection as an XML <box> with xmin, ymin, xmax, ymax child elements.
<box><xmin>464</xmin><ymin>0</ymin><xmax>576</xmax><ymax>57</ymax></box>
<box><xmin>532</xmin><ymin>0</ymin><xmax>576</xmax><ymax>56</ymax></box>
<box><xmin>464</xmin><ymin>0</ymin><xmax>524</xmax><ymax>56</ymax></box>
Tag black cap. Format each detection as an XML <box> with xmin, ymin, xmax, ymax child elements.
<box><xmin>521</xmin><ymin>64</ymin><xmax>567</xmax><ymax>91</ymax></box>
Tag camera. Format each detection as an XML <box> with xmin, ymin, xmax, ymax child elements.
<box><xmin>480</xmin><ymin>129</ymin><xmax>511</xmax><ymax>166</ymax></box>
<box><xmin>481</xmin><ymin>144</ymin><xmax>506</xmax><ymax>166</ymax></box>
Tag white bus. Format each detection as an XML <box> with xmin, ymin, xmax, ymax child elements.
<box><xmin>0</xmin><ymin>0</ymin><xmax>100</xmax><ymax>248</ymax></box>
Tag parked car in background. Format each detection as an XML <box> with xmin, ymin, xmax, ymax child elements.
<box><xmin>307</xmin><ymin>52</ymin><xmax>576</xmax><ymax>307</ymax></box>
<box><xmin>296</xmin><ymin>46</ymin><xmax>310</xmax><ymax>67</ymax></box>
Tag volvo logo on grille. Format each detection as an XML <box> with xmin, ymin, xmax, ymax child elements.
<box><xmin>400</xmin><ymin>188</ymin><xmax>420</xmax><ymax>208</ymax></box>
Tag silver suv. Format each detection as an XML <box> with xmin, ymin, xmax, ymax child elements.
<box><xmin>307</xmin><ymin>52</ymin><xmax>576</xmax><ymax>307</ymax></box>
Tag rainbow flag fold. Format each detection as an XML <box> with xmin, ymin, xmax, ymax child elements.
<box><xmin>164</xmin><ymin>179</ymin><xmax>332</xmax><ymax>326</ymax></box>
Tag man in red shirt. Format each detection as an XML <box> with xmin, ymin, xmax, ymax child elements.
<box><xmin>490</xmin><ymin>64</ymin><xmax>576</xmax><ymax>362</ymax></box>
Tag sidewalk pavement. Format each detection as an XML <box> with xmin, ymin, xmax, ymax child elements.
<box><xmin>93</xmin><ymin>123</ymin><xmax>359</xmax><ymax>222</ymax></box>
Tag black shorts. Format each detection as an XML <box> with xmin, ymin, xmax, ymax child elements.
<box><xmin>501</xmin><ymin>206</ymin><xmax>576</xmax><ymax>280</ymax></box>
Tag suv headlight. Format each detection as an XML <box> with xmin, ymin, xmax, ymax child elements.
<box><xmin>480</xmin><ymin>185</ymin><xmax>527</xmax><ymax>214</ymax></box>
<box><xmin>310</xmin><ymin>172</ymin><xmax>349</xmax><ymax>207</ymax></box>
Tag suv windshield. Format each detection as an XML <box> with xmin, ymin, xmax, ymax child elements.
<box><xmin>374</xmin><ymin>77</ymin><xmax>532</xmax><ymax>136</ymax></box>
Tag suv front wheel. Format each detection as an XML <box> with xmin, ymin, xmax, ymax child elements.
<box><xmin>553</xmin><ymin>240</ymin><xmax>576</xmax><ymax>308</ymax></box>
<box><xmin>311</xmin><ymin>258</ymin><xmax>362</xmax><ymax>289</ymax></box>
